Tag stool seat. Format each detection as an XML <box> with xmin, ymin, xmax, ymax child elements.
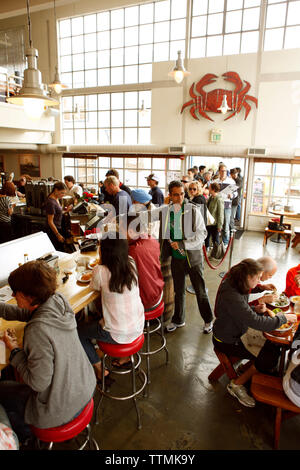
<box><xmin>144</xmin><ymin>301</ymin><xmax>164</xmax><ymax>321</ymax></box>
<box><xmin>98</xmin><ymin>334</ymin><xmax>144</xmax><ymax>358</ymax></box>
<box><xmin>263</xmin><ymin>227</ymin><xmax>292</xmax><ymax>250</ymax></box>
<box><xmin>30</xmin><ymin>398</ymin><xmax>96</xmax><ymax>448</ymax></box>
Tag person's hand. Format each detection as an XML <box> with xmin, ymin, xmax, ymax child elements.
<box><xmin>263</xmin><ymin>283</ymin><xmax>277</xmax><ymax>291</ymax></box>
<box><xmin>258</xmin><ymin>293</ymin><xmax>278</xmax><ymax>304</ymax></box>
<box><xmin>170</xmin><ymin>241</ymin><xmax>179</xmax><ymax>251</ymax></box>
<box><xmin>285</xmin><ymin>314</ymin><xmax>297</xmax><ymax>323</ymax></box>
<box><xmin>3</xmin><ymin>329</ymin><xmax>19</xmax><ymax>351</ymax></box>
<box><xmin>295</xmin><ymin>272</ymin><xmax>300</xmax><ymax>288</ymax></box>
<box><xmin>57</xmin><ymin>233</ymin><xmax>65</xmax><ymax>243</ymax></box>
<box><xmin>255</xmin><ymin>303</ymin><xmax>267</xmax><ymax>314</ymax></box>
<box><xmin>65</xmin><ymin>204</ymin><xmax>73</xmax><ymax>212</ymax></box>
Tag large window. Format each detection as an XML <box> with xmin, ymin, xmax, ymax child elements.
<box><xmin>62</xmin><ymin>90</ymin><xmax>151</xmax><ymax>145</ymax></box>
<box><xmin>59</xmin><ymin>0</ymin><xmax>187</xmax><ymax>89</ymax></box>
<box><xmin>190</xmin><ymin>0</ymin><xmax>261</xmax><ymax>58</ymax></box>
<box><xmin>62</xmin><ymin>155</ymin><xmax>183</xmax><ymax>193</ymax></box>
<box><xmin>264</xmin><ymin>0</ymin><xmax>300</xmax><ymax>51</ymax></box>
<box><xmin>251</xmin><ymin>160</ymin><xmax>300</xmax><ymax>215</ymax></box>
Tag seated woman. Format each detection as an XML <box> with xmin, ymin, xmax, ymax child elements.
<box><xmin>77</xmin><ymin>233</ymin><xmax>145</xmax><ymax>377</ymax></box>
<box><xmin>0</xmin><ymin>182</ymin><xmax>17</xmax><ymax>244</ymax></box>
<box><xmin>0</xmin><ymin>261</ymin><xmax>96</xmax><ymax>443</ymax></box>
<box><xmin>213</xmin><ymin>258</ymin><xmax>297</xmax><ymax>408</ymax></box>
<box><xmin>284</xmin><ymin>262</ymin><xmax>300</xmax><ymax>298</ymax></box>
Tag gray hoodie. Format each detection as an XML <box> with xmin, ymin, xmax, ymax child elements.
<box><xmin>0</xmin><ymin>294</ymin><xmax>96</xmax><ymax>428</ymax></box>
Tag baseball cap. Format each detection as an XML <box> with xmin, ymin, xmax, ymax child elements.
<box><xmin>131</xmin><ymin>189</ymin><xmax>152</xmax><ymax>204</ymax></box>
<box><xmin>145</xmin><ymin>173</ymin><xmax>159</xmax><ymax>182</ymax></box>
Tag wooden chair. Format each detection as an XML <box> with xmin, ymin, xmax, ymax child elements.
<box><xmin>208</xmin><ymin>348</ymin><xmax>239</xmax><ymax>382</ymax></box>
<box><xmin>251</xmin><ymin>373</ymin><xmax>300</xmax><ymax>450</ymax></box>
<box><xmin>263</xmin><ymin>227</ymin><xmax>292</xmax><ymax>250</ymax></box>
<box><xmin>292</xmin><ymin>227</ymin><xmax>300</xmax><ymax>248</ymax></box>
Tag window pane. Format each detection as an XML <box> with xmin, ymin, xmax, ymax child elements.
<box><xmin>86</xmin><ymin>95</ymin><xmax>97</xmax><ymax>111</ymax></box>
<box><xmin>140</xmin><ymin>3</ymin><xmax>154</xmax><ymax>24</ymax></box>
<box><xmin>97</xmin><ymin>12</ymin><xmax>110</xmax><ymax>31</ymax></box>
<box><xmin>154</xmin><ymin>42</ymin><xmax>169</xmax><ymax>61</ymax></box>
<box><xmin>60</xmin><ymin>19</ymin><xmax>71</xmax><ymax>38</ymax></box>
<box><xmin>124</xmin><ymin>128</ymin><xmax>137</xmax><ymax>144</ymax></box>
<box><xmin>111</xmin><ymin>92</ymin><xmax>123</xmax><ymax>109</ymax></box>
<box><xmin>242</xmin><ymin>7</ymin><xmax>260</xmax><ymax>30</ymax></box>
<box><xmin>86</xmin><ymin>111</ymin><xmax>97</xmax><ymax>128</ymax></box>
<box><xmin>223</xmin><ymin>33</ymin><xmax>240</xmax><ymax>54</ymax></box>
<box><xmin>193</xmin><ymin>0</ymin><xmax>208</xmax><ymax>16</ymax></box>
<box><xmin>85</xmin><ymin>70</ymin><xmax>97</xmax><ymax>87</ymax></box>
<box><xmin>155</xmin><ymin>1</ymin><xmax>171</xmax><ymax>22</ymax></box>
<box><xmin>85</xmin><ymin>52</ymin><xmax>96</xmax><ymax>69</ymax></box>
<box><xmin>86</xmin><ymin>129</ymin><xmax>97</xmax><ymax>144</ymax></box>
<box><xmin>241</xmin><ymin>31</ymin><xmax>259</xmax><ymax>53</ymax></box>
<box><xmin>98</xmin><ymin>94</ymin><xmax>110</xmax><ymax>110</ymax></box>
<box><xmin>170</xmin><ymin>40</ymin><xmax>185</xmax><ymax>59</ymax></box>
<box><xmin>139</xmin><ymin>24</ymin><xmax>153</xmax><ymax>45</ymax></box>
<box><xmin>125</xmin><ymin>26</ymin><xmax>139</xmax><ymax>46</ymax></box>
<box><xmin>154</xmin><ymin>21</ymin><xmax>170</xmax><ymax>43</ymax></box>
<box><xmin>266</xmin><ymin>4</ymin><xmax>287</xmax><ymax>28</ymax></box>
<box><xmin>207</xmin><ymin>13</ymin><xmax>223</xmax><ymax>35</ymax></box>
<box><xmin>138</xmin><ymin>110</ymin><xmax>151</xmax><ymax>127</ymax></box>
<box><xmin>226</xmin><ymin>10</ymin><xmax>242</xmax><ymax>33</ymax></box>
<box><xmin>138</xmin><ymin>169</ymin><xmax>151</xmax><ymax>185</ymax></box>
<box><xmin>125</xmin><ymin>158</ymin><xmax>137</xmax><ymax>168</ymax></box>
<box><xmin>72</xmin><ymin>35</ymin><xmax>84</xmax><ymax>53</ymax></box>
<box><xmin>272</xmin><ymin>178</ymin><xmax>290</xmax><ymax>198</ymax></box>
<box><xmin>111</xmin><ymin>48</ymin><xmax>124</xmax><ymax>67</ymax></box>
<box><xmin>72</xmin><ymin>54</ymin><xmax>84</xmax><ymax>71</ymax></box>
<box><xmin>139</xmin><ymin>90</ymin><xmax>151</xmax><ymax>109</ymax></box>
<box><xmin>254</xmin><ymin>162</ymin><xmax>272</xmax><ymax>175</ymax></box>
<box><xmin>227</xmin><ymin>0</ymin><xmax>243</xmax><ymax>10</ymax></box>
<box><xmin>98</xmin><ymin>68</ymin><xmax>110</xmax><ymax>86</ymax></box>
<box><xmin>124</xmin><ymin>169</ymin><xmax>137</xmax><ymax>185</ymax></box>
<box><xmin>289</xmin><ymin>198</ymin><xmax>300</xmax><ymax>212</ymax></box>
<box><xmin>73</xmin><ymin>71</ymin><xmax>84</xmax><ymax>87</ymax></box>
<box><xmin>61</xmin><ymin>73</ymin><xmax>72</xmax><ymax>88</ymax></box>
<box><xmin>98</xmin><ymin>111</ymin><xmax>110</xmax><ymax>127</ymax></box>
<box><xmin>190</xmin><ymin>37</ymin><xmax>206</xmax><ymax>58</ymax></box>
<box><xmin>61</xmin><ymin>55</ymin><xmax>72</xmax><ymax>72</ymax></box>
<box><xmin>63</xmin><ymin>130</ymin><xmax>74</xmax><ymax>144</ymax></box>
<box><xmin>139</xmin><ymin>64</ymin><xmax>152</xmax><ymax>83</ymax></box>
<box><xmin>292</xmin><ymin>165</ymin><xmax>300</xmax><ymax>178</ymax></box>
<box><xmin>111</xmin><ymin>110</ymin><xmax>123</xmax><ymax>127</ymax></box>
<box><xmin>72</xmin><ymin>17</ymin><xmax>83</xmax><ymax>36</ymax></box>
<box><xmin>125</xmin><ymin>46</ymin><xmax>138</xmax><ymax>65</ymax></box>
<box><xmin>138</xmin><ymin>127</ymin><xmax>151</xmax><ymax>144</ymax></box>
<box><xmin>168</xmin><ymin>158</ymin><xmax>181</xmax><ymax>170</ymax></box>
<box><xmin>285</xmin><ymin>26</ymin><xmax>300</xmax><ymax>49</ymax></box>
<box><xmin>192</xmin><ymin>16</ymin><xmax>207</xmax><ymax>37</ymax></box>
<box><xmin>125</xmin><ymin>65</ymin><xmax>138</xmax><ymax>84</ymax></box>
<box><xmin>111</xmin><ymin>158</ymin><xmax>124</xmax><ymax>168</ymax></box>
<box><xmin>287</xmin><ymin>1</ymin><xmax>300</xmax><ymax>26</ymax></box>
<box><xmin>125</xmin><ymin>109</ymin><xmax>138</xmax><ymax>126</ymax></box>
<box><xmin>98</xmin><ymin>128</ymin><xmax>110</xmax><ymax>144</ymax></box>
<box><xmin>171</xmin><ymin>0</ymin><xmax>187</xmax><ymax>19</ymax></box>
<box><xmin>264</xmin><ymin>28</ymin><xmax>284</xmax><ymax>51</ymax></box>
<box><xmin>111</xmin><ymin>28</ymin><xmax>124</xmax><ymax>48</ymax></box>
<box><xmin>139</xmin><ymin>44</ymin><xmax>153</xmax><ymax>63</ymax></box>
<box><xmin>98</xmin><ymin>156</ymin><xmax>110</xmax><ymax>168</ymax></box>
<box><xmin>125</xmin><ymin>6</ymin><xmax>139</xmax><ymax>27</ymax></box>
<box><xmin>125</xmin><ymin>91</ymin><xmax>138</xmax><ymax>109</ymax></box>
<box><xmin>74</xmin><ymin>129</ymin><xmax>86</xmax><ymax>144</ymax></box>
<box><xmin>111</xmin><ymin>67</ymin><xmax>124</xmax><ymax>85</ymax></box>
<box><xmin>98</xmin><ymin>50</ymin><xmax>110</xmax><ymax>68</ymax></box>
<box><xmin>98</xmin><ymin>31</ymin><xmax>110</xmax><ymax>50</ymax></box>
<box><xmin>208</xmin><ymin>0</ymin><xmax>224</xmax><ymax>14</ymax></box>
<box><xmin>111</xmin><ymin>129</ymin><xmax>124</xmax><ymax>144</ymax></box>
<box><xmin>84</xmin><ymin>14</ymin><xmax>96</xmax><ymax>33</ymax></box>
<box><xmin>111</xmin><ymin>9</ymin><xmax>124</xmax><ymax>29</ymax></box>
<box><xmin>244</xmin><ymin>0</ymin><xmax>260</xmax><ymax>6</ymax></box>
<box><xmin>206</xmin><ymin>35</ymin><xmax>223</xmax><ymax>56</ymax></box>
<box><xmin>153</xmin><ymin>158</ymin><xmax>166</xmax><ymax>170</ymax></box>
<box><xmin>60</xmin><ymin>37</ymin><xmax>72</xmax><ymax>55</ymax></box>
<box><xmin>170</xmin><ymin>19</ymin><xmax>186</xmax><ymax>40</ymax></box>
<box><xmin>273</xmin><ymin>163</ymin><xmax>291</xmax><ymax>177</ymax></box>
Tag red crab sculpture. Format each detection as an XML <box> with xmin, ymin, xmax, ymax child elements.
<box><xmin>181</xmin><ymin>71</ymin><xmax>258</xmax><ymax>121</ymax></box>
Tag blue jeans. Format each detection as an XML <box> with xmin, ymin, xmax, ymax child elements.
<box><xmin>222</xmin><ymin>207</ymin><xmax>232</xmax><ymax>245</ymax></box>
<box><xmin>78</xmin><ymin>320</ymin><xmax>118</xmax><ymax>365</ymax></box>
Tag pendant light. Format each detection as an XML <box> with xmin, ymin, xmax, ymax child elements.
<box><xmin>168</xmin><ymin>51</ymin><xmax>190</xmax><ymax>84</ymax></box>
<box><xmin>7</xmin><ymin>0</ymin><xmax>59</xmax><ymax>119</ymax></box>
<box><xmin>217</xmin><ymin>95</ymin><xmax>231</xmax><ymax>114</ymax></box>
<box><xmin>138</xmin><ymin>100</ymin><xmax>149</xmax><ymax>118</ymax></box>
<box><xmin>48</xmin><ymin>0</ymin><xmax>67</xmax><ymax>95</ymax></box>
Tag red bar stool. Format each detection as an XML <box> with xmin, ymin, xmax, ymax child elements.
<box><xmin>139</xmin><ymin>300</ymin><xmax>169</xmax><ymax>393</ymax></box>
<box><xmin>30</xmin><ymin>398</ymin><xmax>99</xmax><ymax>450</ymax></box>
<box><xmin>96</xmin><ymin>334</ymin><xmax>147</xmax><ymax>430</ymax></box>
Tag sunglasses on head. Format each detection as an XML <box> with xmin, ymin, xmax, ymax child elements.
<box><xmin>181</xmin><ymin>180</ymin><xmax>188</xmax><ymax>183</ymax></box>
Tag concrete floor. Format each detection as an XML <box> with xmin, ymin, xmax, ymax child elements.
<box><xmin>64</xmin><ymin>231</ymin><xmax>300</xmax><ymax>451</ymax></box>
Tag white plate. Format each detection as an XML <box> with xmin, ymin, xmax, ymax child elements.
<box><xmin>269</xmin><ymin>301</ymin><xmax>290</xmax><ymax>309</ymax></box>
<box><xmin>76</xmin><ymin>271</ymin><xmax>92</xmax><ymax>283</ymax></box>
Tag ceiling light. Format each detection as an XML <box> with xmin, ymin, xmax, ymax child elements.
<box><xmin>138</xmin><ymin>100</ymin><xmax>149</xmax><ymax>117</ymax></box>
<box><xmin>7</xmin><ymin>0</ymin><xmax>59</xmax><ymax>118</ymax></box>
<box><xmin>48</xmin><ymin>0</ymin><xmax>67</xmax><ymax>95</ymax></box>
<box><xmin>168</xmin><ymin>51</ymin><xmax>190</xmax><ymax>84</ymax></box>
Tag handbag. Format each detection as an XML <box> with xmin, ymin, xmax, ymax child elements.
<box><xmin>206</xmin><ymin>209</ymin><xmax>215</xmax><ymax>226</ymax></box>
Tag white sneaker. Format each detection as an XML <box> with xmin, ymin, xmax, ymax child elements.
<box><xmin>203</xmin><ymin>322</ymin><xmax>213</xmax><ymax>334</ymax></box>
<box><xmin>166</xmin><ymin>321</ymin><xmax>186</xmax><ymax>332</ymax></box>
<box><xmin>227</xmin><ymin>380</ymin><xmax>255</xmax><ymax>408</ymax></box>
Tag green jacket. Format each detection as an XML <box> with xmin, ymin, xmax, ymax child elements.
<box><xmin>207</xmin><ymin>194</ymin><xmax>224</xmax><ymax>230</ymax></box>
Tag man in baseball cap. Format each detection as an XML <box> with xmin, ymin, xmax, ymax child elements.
<box><xmin>145</xmin><ymin>174</ymin><xmax>164</xmax><ymax>207</ymax></box>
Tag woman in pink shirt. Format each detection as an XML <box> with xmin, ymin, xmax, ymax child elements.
<box><xmin>78</xmin><ymin>233</ymin><xmax>144</xmax><ymax>381</ymax></box>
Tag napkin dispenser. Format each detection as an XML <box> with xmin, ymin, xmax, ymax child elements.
<box><xmin>37</xmin><ymin>253</ymin><xmax>59</xmax><ymax>273</ymax></box>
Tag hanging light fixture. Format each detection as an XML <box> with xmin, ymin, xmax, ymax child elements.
<box><xmin>138</xmin><ymin>100</ymin><xmax>149</xmax><ymax>118</ymax></box>
<box><xmin>168</xmin><ymin>50</ymin><xmax>190</xmax><ymax>84</ymax></box>
<box><xmin>7</xmin><ymin>0</ymin><xmax>59</xmax><ymax>119</ymax></box>
<box><xmin>217</xmin><ymin>94</ymin><xmax>231</xmax><ymax>114</ymax></box>
<box><xmin>49</xmin><ymin>0</ymin><xmax>67</xmax><ymax>95</ymax></box>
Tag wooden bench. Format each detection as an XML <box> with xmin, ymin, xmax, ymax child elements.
<box><xmin>251</xmin><ymin>373</ymin><xmax>300</xmax><ymax>449</ymax></box>
<box><xmin>263</xmin><ymin>227</ymin><xmax>292</xmax><ymax>250</ymax></box>
<box><xmin>208</xmin><ymin>349</ymin><xmax>239</xmax><ymax>382</ymax></box>
<box><xmin>292</xmin><ymin>227</ymin><xmax>300</xmax><ymax>248</ymax></box>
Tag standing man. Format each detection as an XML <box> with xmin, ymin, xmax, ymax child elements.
<box><xmin>102</xmin><ymin>169</ymin><xmax>131</xmax><ymax>204</ymax></box>
<box><xmin>159</xmin><ymin>180</ymin><xmax>213</xmax><ymax>334</ymax></box>
<box><xmin>235</xmin><ymin>167</ymin><xmax>244</xmax><ymax>223</ymax></box>
<box><xmin>146</xmin><ymin>173</ymin><xmax>165</xmax><ymax>207</ymax></box>
<box><xmin>229</xmin><ymin>168</ymin><xmax>242</xmax><ymax>230</ymax></box>
<box><xmin>104</xmin><ymin>175</ymin><xmax>132</xmax><ymax>216</ymax></box>
<box><xmin>214</xmin><ymin>164</ymin><xmax>237</xmax><ymax>246</ymax></box>
<box><xmin>64</xmin><ymin>175</ymin><xmax>83</xmax><ymax>201</ymax></box>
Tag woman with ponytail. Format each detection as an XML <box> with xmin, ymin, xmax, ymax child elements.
<box><xmin>77</xmin><ymin>233</ymin><xmax>144</xmax><ymax>381</ymax></box>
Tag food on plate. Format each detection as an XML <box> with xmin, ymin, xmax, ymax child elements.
<box><xmin>271</xmin><ymin>292</ymin><xmax>290</xmax><ymax>307</ymax></box>
<box><xmin>277</xmin><ymin>322</ymin><xmax>292</xmax><ymax>331</ymax></box>
<box><xmin>81</xmin><ymin>272</ymin><xmax>92</xmax><ymax>281</ymax></box>
<box><xmin>272</xmin><ymin>308</ymin><xmax>282</xmax><ymax>315</ymax></box>
<box><xmin>291</xmin><ymin>296</ymin><xmax>300</xmax><ymax>304</ymax></box>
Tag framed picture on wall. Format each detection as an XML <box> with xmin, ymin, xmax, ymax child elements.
<box><xmin>19</xmin><ymin>154</ymin><xmax>40</xmax><ymax>177</ymax></box>
<box><xmin>0</xmin><ymin>155</ymin><xmax>4</xmax><ymax>173</ymax></box>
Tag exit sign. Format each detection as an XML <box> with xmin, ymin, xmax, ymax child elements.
<box><xmin>210</xmin><ymin>129</ymin><xmax>222</xmax><ymax>143</ymax></box>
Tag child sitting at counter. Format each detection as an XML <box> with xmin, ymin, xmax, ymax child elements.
<box><xmin>77</xmin><ymin>232</ymin><xmax>145</xmax><ymax>380</ymax></box>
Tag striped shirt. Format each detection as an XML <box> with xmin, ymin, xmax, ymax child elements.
<box><xmin>0</xmin><ymin>196</ymin><xmax>12</xmax><ymax>223</ymax></box>
<box><xmin>90</xmin><ymin>260</ymin><xmax>145</xmax><ymax>344</ymax></box>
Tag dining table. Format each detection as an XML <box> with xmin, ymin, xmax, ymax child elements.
<box><xmin>0</xmin><ymin>249</ymin><xmax>99</xmax><ymax>372</ymax></box>
<box><xmin>268</xmin><ymin>210</ymin><xmax>300</xmax><ymax>244</ymax></box>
